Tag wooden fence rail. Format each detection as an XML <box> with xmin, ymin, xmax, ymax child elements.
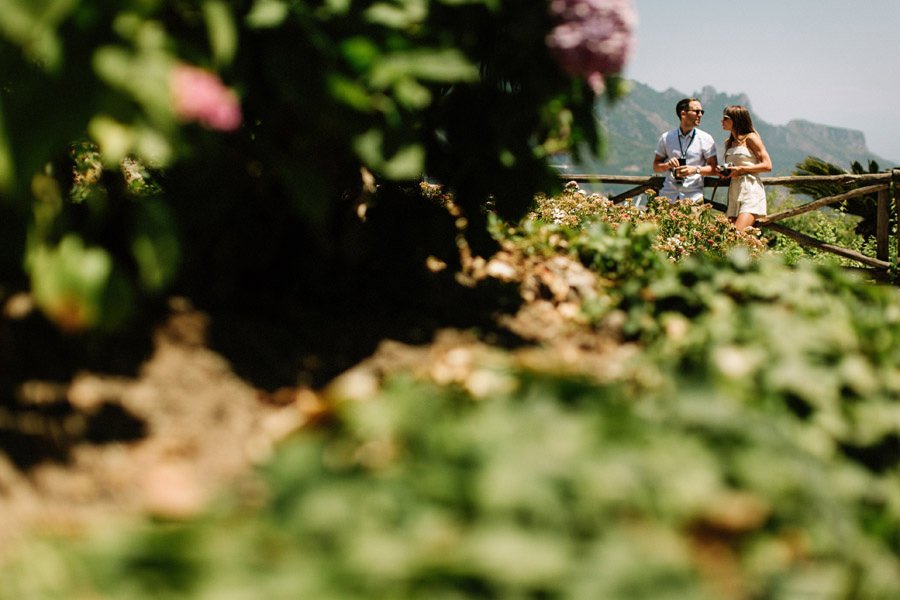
<box><xmin>561</xmin><ymin>169</ymin><xmax>900</xmax><ymax>272</ymax></box>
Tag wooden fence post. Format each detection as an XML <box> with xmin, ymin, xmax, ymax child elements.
<box><xmin>877</xmin><ymin>186</ymin><xmax>890</xmax><ymax>262</ymax></box>
<box><xmin>894</xmin><ymin>170</ymin><xmax>900</xmax><ymax>267</ymax></box>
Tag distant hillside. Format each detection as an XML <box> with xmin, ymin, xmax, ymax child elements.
<box><xmin>569</xmin><ymin>81</ymin><xmax>894</xmax><ymax>176</ymax></box>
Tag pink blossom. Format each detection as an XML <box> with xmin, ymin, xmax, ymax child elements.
<box><xmin>169</xmin><ymin>64</ymin><xmax>242</xmax><ymax>131</ymax></box>
<box><xmin>547</xmin><ymin>0</ymin><xmax>637</xmax><ymax>94</ymax></box>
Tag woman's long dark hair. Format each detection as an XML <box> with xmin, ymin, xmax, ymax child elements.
<box><xmin>724</xmin><ymin>105</ymin><xmax>756</xmax><ymax>149</ymax></box>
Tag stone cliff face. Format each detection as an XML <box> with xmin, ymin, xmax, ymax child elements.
<box><xmin>785</xmin><ymin>119</ymin><xmax>870</xmax><ymax>157</ymax></box>
<box><xmin>588</xmin><ymin>81</ymin><xmax>890</xmax><ymax>175</ymax></box>
<box><xmin>755</xmin><ymin>119</ymin><xmax>877</xmax><ymax>173</ymax></box>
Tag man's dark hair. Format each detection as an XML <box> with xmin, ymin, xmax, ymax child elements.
<box><xmin>675</xmin><ymin>98</ymin><xmax>700</xmax><ymax>118</ymax></box>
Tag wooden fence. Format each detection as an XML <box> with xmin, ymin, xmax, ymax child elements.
<box><xmin>562</xmin><ymin>169</ymin><xmax>900</xmax><ymax>271</ymax></box>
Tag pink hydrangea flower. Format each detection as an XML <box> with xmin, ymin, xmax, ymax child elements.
<box><xmin>169</xmin><ymin>64</ymin><xmax>242</xmax><ymax>132</ymax></box>
<box><xmin>547</xmin><ymin>0</ymin><xmax>637</xmax><ymax>94</ymax></box>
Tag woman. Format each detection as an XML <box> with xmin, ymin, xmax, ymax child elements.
<box><xmin>720</xmin><ymin>105</ymin><xmax>772</xmax><ymax>230</ymax></box>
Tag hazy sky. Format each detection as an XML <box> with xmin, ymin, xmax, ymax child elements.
<box><xmin>622</xmin><ymin>0</ymin><xmax>900</xmax><ymax>164</ymax></box>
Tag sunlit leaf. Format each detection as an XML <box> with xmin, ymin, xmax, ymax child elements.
<box><xmin>354</xmin><ymin>129</ymin><xmax>424</xmax><ymax>179</ymax></box>
<box><xmin>133</xmin><ymin>126</ymin><xmax>173</xmax><ymax>166</ymax></box>
<box><xmin>203</xmin><ymin>1</ymin><xmax>238</xmax><ymax>67</ymax></box>
<box><xmin>322</xmin><ymin>0</ymin><xmax>352</xmax><ymax>15</ymax></box>
<box><xmin>393</xmin><ymin>77</ymin><xmax>431</xmax><ymax>109</ymax></box>
<box><xmin>245</xmin><ymin>0</ymin><xmax>289</xmax><ymax>28</ymax></box>
<box><xmin>28</xmin><ymin>234</ymin><xmax>118</xmax><ymax>331</ymax></box>
<box><xmin>0</xmin><ymin>98</ymin><xmax>14</xmax><ymax>193</ymax></box>
<box><xmin>327</xmin><ymin>74</ymin><xmax>375</xmax><ymax>111</ymax></box>
<box><xmin>92</xmin><ymin>45</ymin><xmax>173</xmax><ymax>127</ymax></box>
<box><xmin>365</xmin><ymin>0</ymin><xmax>427</xmax><ymax>29</ymax></box>
<box><xmin>0</xmin><ymin>0</ymin><xmax>76</xmax><ymax>69</ymax></box>
<box><xmin>87</xmin><ymin>115</ymin><xmax>134</xmax><ymax>166</ymax></box>
<box><xmin>369</xmin><ymin>48</ymin><xmax>478</xmax><ymax>88</ymax></box>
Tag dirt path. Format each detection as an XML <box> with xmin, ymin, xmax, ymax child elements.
<box><xmin>0</xmin><ymin>247</ymin><xmax>615</xmax><ymax>556</ymax></box>
<box><xmin>0</xmin><ymin>301</ymin><xmax>304</xmax><ymax>554</ymax></box>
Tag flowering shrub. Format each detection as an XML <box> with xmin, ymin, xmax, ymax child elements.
<box><xmin>530</xmin><ymin>181</ymin><xmax>768</xmax><ymax>260</ymax></box>
<box><xmin>169</xmin><ymin>64</ymin><xmax>242</xmax><ymax>131</ymax></box>
<box><xmin>0</xmin><ymin>1</ymin><xmax>634</xmax><ymax>332</ymax></box>
<box><xmin>547</xmin><ymin>0</ymin><xmax>638</xmax><ymax>94</ymax></box>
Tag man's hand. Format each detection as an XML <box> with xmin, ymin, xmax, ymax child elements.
<box><xmin>675</xmin><ymin>165</ymin><xmax>699</xmax><ymax>178</ymax></box>
<box><xmin>663</xmin><ymin>157</ymin><xmax>681</xmax><ymax>170</ymax></box>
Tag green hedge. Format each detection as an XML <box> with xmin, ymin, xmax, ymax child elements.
<box><xmin>4</xmin><ymin>208</ymin><xmax>898</xmax><ymax>599</ymax></box>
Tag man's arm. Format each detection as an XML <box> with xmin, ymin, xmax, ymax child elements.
<box><xmin>653</xmin><ymin>153</ymin><xmax>677</xmax><ymax>173</ymax></box>
<box><xmin>653</xmin><ymin>133</ymin><xmax>676</xmax><ymax>173</ymax></box>
<box><xmin>701</xmin><ymin>155</ymin><xmax>719</xmax><ymax>176</ymax></box>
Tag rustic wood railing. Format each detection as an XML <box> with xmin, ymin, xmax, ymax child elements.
<box><xmin>562</xmin><ymin>169</ymin><xmax>900</xmax><ymax>271</ymax></box>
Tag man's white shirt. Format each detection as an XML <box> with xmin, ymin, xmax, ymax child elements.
<box><xmin>655</xmin><ymin>127</ymin><xmax>717</xmax><ymax>201</ymax></box>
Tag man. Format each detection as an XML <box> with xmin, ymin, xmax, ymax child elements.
<box><xmin>652</xmin><ymin>98</ymin><xmax>718</xmax><ymax>202</ymax></box>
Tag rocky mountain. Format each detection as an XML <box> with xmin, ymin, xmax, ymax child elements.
<box><xmin>571</xmin><ymin>81</ymin><xmax>893</xmax><ymax>176</ymax></box>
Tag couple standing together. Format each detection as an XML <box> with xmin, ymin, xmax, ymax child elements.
<box><xmin>652</xmin><ymin>98</ymin><xmax>772</xmax><ymax>230</ymax></box>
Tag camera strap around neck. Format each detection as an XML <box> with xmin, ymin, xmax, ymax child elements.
<box><xmin>678</xmin><ymin>129</ymin><xmax>696</xmax><ymax>158</ymax></box>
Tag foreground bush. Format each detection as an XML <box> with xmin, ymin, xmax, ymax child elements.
<box><xmin>4</xmin><ymin>213</ymin><xmax>898</xmax><ymax>600</ymax></box>
<box><xmin>0</xmin><ymin>1</ymin><xmax>635</xmax><ymax>332</ymax></box>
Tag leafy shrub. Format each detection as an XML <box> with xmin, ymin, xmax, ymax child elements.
<box><xmin>0</xmin><ymin>1</ymin><xmax>636</xmax><ymax>331</ymax></box>
<box><xmin>771</xmin><ymin>157</ymin><xmax>898</xmax><ymax>271</ymax></box>
<box><xmin>528</xmin><ymin>181</ymin><xmax>768</xmax><ymax>261</ymax></box>
<box><xmin>7</xmin><ymin>337</ymin><xmax>899</xmax><ymax>598</ymax></box>
<box><xmin>764</xmin><ymin>189</ymin><xmax>870</xmax><ymax>266</ymax></box>
<box><xmin>788</xmin><ymin>157</ymin><xmax>889</xmax><ymax>238</ymax></box>
<box><xmin>4</xmin><ymin>205</ymin><xmax>899</xmax><ymax>600</ymax></box>
<box><xmin>23</xmin><ymin>142</ymin><xmax>178</xmax><ymax>331</ymax></box>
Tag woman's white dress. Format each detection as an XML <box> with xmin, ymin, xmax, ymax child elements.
<box><xmin>725</xmin><ymin>145</ymin><xmax>766</xmax><ymax>217</ymax></box>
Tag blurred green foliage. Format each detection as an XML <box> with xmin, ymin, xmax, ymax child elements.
<box><xmin>787</xmin><ymin>158</ymin><xmax>888</xmax><ymax>239</ymax></box>
<box><xmin>0</xmin><ymin>0</ymin><xmax>623</xmax><ymax>330</ymax></box>
<box><xmin>764</xmin><ymin>189</ymin><xmax>874</xmax><ymax>267</ymax></box>
<box><xmin>3</xmin><ymin>197</ymin><xmax>899</xmax><ymax>599</ymax></box>
<box><xmin>2</xmin><ymin>4</ymin><xmax>898</xmax><ymax>598</ymax></box>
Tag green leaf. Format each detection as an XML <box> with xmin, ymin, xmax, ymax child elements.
<box><xmin>0</xmin><ymin>97</ymin><xmax>14</xmax><ymax>194</ymax></box>
<box><xmin>322</xmin><ymin>0</ymin><xmax>352</xmax><ymax>15</ymax></box>
<box><xmin>353</xmin><ymin>129</ymin><xmax>423</xmax><ymax>179</ymax></box>
<box><xmin>381</xmin><ymin>143</ymin><xmax>424</xmax><ymax>179</ymax></box>
<box><xmin>0</xmin><ymin>0</ymin><xmax>77</xmax><ymax>70</ymax></box>
<box><xmin>340</xmin><ymin>36</ymin><xmax>381</xmax><ymax>72</ymax></box>
<box><xmin>132</xmin><ymin>125</ymin><xmax>173</xmax><ymax>167</ymax></box>
<box><xmin>393</xmin><ymin>77</ymin><xmax>431</xmax><ymax>109</ymax></box>
<box><xmin>364</xmin><ymin>0</ymin><xmax>427</xmax><ymax>29</ymax></box>
<box><xmin>87</xmin><ymin>115</ymin><xmax>135</xmax><ymax>166</ymax></box>
<box><xmin>245</xmin><ymin>0</ymin><xmax>290</xmax><ymax>28</ymax></box>
<box><xmin>27</xmin><ymin>234</ymin><xmax>124</xmax><ymax>331</ymax></box>
<box><xmin>369</xmin><ymin>48</ymin><xmax>478</xmax><ymax>89</ymax></box>
<box><xmin>202</xmin><ymin>0</ymin><xmax>238</xmax><ymax>67</ymax></box>
<box><xmin>328</xmin><ymin>75</ymin><xmax>375</xmax><ymax>111</ymax></box>
<box><xmin>91</xmin><ymin>45</ymin><xmax>173</xmax><ymax>127</ymax></box>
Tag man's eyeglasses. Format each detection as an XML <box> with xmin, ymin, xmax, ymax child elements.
<box><xmin>687</xmin><ymin>108</ymin><xmax>704</xmax><ymax>115</ymax></box>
